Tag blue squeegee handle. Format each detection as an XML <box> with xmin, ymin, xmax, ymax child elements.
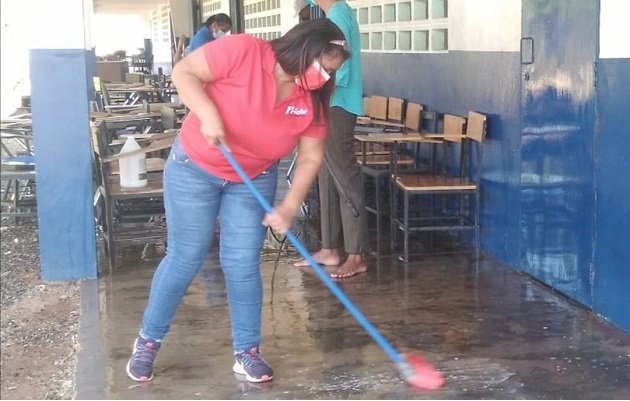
<box><xmin>219</xmin><ymin>145</ymin><xmax>405</xmax><ymax>366</ymax></box>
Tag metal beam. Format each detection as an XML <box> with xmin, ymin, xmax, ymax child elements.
<box><xmin>93</xmin><ymin>0</ymin><xmax>163</xmax><ymax>14</ymax></box>
<box><xmin>229</xmin><ymin>0</ymin><xmax>244</xmax><ymax>33</ymax></box>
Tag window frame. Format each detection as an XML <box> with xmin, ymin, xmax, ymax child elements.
<box><xmin>243</xmin><ymin>0</ymin><xmax>282</xmax><ymax>41</ymax></box>
<box><xmin>349</xmin><ymin>0</ymin><xmax>449</xmax><ymax>54</ymax></box>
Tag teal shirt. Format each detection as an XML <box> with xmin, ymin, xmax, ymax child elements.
<box><xmin>327</xmin><ymin>1</ymin><xmax>363</xmax><ymax>116</ymax></box>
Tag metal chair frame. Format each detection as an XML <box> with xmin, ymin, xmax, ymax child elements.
<box><xmin>390</xmin><ymin>111</ymin><xmax>487</xmax><ymax>261</ymax></box>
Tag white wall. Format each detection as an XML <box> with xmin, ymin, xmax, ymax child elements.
<box><xmin>449</xmin><ymin>0</ymin><xmax>521</xmax><ymax>52</ymax></box>
<box><xmin>1</xmin><ymin>0</ymin><xmax>93</xmax><ymax>117</ymax></box>
<box><xmin>1</xmin><ymin>1</ymin><xmax>29</xmax><ymax>117</ymax></box>
<box><xmin>169</xmin><ymin>0</ymin><xmax>193</xmax><ymax>37</ymax></box>
<box><xmin>92</xmin><ymin>13</ymin><xmax>152</xmax><ymax>57</ymax></box>
<box><xmin>599</xmin><ymin>0</ymin><xmax>630</xmax><ymax>59</ymax></box>
<box><xmin>30</xmin><ymin>0</ymin><xmax>92</xmax><ymax>49</ymax></box>
<box><xmin>280</xmin><ymin>0</ymin><xmax>301</xmax><ymax>35</ymax></box>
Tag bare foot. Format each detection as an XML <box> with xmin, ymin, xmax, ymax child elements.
<box><xmin>293</xmin><ymin>248</ymin><xmax>341</xmax><ymax>267</ymax></box>
<box><xmin>330</xmin><ymin>254</ymin><xmax>367</xmax><ymax>278</ymax></box>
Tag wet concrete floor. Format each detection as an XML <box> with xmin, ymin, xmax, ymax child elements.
<box><xmin>81</xmin><ymin>153</ymin><xmax>630</xmax><ymax>399</ymax></box>
<box><xmin>85</xmin><ymin>231</ymin><xmax>630</xmax><ymax>400</ymax></box>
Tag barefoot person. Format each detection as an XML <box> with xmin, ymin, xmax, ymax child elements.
<box><xmin>293</xmin><ymin>0</ymin><xmax>368</xmax><ymax>279</ymax></box>
<box><xmin>126</xmin><ymin>19</ymin><xmax>350</xmax><ymax>383</ymax></box>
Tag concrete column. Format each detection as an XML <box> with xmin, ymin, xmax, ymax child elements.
<box><xmin>29</xmin><ymin>0</ymin><xmax>97</xmax><ymax>280</ymax></box>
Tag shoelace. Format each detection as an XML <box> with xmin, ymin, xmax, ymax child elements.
<box><xmin>134</xmin><ymin>342</ymin><xmax>159</xmax><ymax>363</ymax></box>
<box><xmin>239</xmin><ymin>348</ymin><xmax>267</xmax><ymax>367</ymax></box>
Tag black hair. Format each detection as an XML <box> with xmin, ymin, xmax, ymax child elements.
<box><xmin>270</xmin><ymin>18</ymin><xmax>350</xmax><ymax>123</ymax></box>
<box><xmin>205</xmin><ymin>13</ymin><xmax>232</xmax><ymax>28</ymax></box>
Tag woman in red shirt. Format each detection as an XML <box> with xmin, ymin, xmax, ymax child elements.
<box><xmin>126</xmin><ymin>19</ymin><xmax>350</xmax><ymax>384</ymax></box>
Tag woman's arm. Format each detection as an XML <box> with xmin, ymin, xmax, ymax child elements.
<box><xmin>171</xmin><ymin>48</ymin><xmax>227</xmax><ymax>147</ymax></box>
<box><xmin>263</xmin><ymin>136</ymin><xmax>325</xmax><ymax>233</ymax></box>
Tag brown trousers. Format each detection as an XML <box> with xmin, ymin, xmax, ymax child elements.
<box><xmin>318</xmin><ymin>106</ymin><xmax>368</xmax><ymax>254</ymax></box>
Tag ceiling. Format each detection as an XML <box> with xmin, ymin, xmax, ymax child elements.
<box><xmin>93</xmin><ymin>0</ymin><xmax>163</xmax><ymax>14</ymax></box>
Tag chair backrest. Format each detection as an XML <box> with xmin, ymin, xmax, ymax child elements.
<box><xmin>161</xmin><ymin>106</ymin><xmax>177</xmax><ymax>130</ymax></box>
<box><xmin>368</xmin><ymin>95</ymin><xmax>388</xmax><ymax>121</ymax></box>
<box><xmin>466</xmin><ymin>111</ymin><xmax>487</xmax><ymax>143</ymax></box>
<box><xmin>125</xmin><ymin>73</ymin><xmax>145</xmax><ymax>84</ymax></box>
<box><xmin>90</xmin><ymin>120</ymin><xmax>108</xmax><ymax>159</ymax></box>
<box><xmin>443</xmin><ymin>114</ymin><xmax>466</xmax><ymax>143</ymax></box>
<box><xmin>464</xmin><ymin>111</ymin><xmax>487</xmax><ymax>184</ymax></box>
<box><xmin>91</xmin><ymin>119</ymin><xmax>131</xmax><ymax>159</ymax></box>
<box><xmin>404</xmin><ymin>103</ymin><xmax>423</xmax><ymax>131</ymax></box>
<box><xmin>90</xmin><ymin>120</ymin><xmax>112</xmax><ymax>191</ymax></box>
<box><xmin>421</xmin><ymin>110</ymin><xmax>439</xmax><ymax>133</ymax></box>
<box><xmin>387</xmin><ymin>97</ymin><xmax>405</xmax><ymax>124</ymax></box>
<box><xmin>100</xmin><ymin>84</ymin><xmax>112</xmax><ymax>106</ymax></box>
<box><xmin>362</xmin><ymin>96</ymin><xmax>371</xmax><ymax>117</ymax></box>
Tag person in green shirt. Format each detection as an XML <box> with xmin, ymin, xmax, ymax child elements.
<box><xmin>293</xmin><ymin>0</ymin><xmax>369</xmax><ymax>279</ymax></box>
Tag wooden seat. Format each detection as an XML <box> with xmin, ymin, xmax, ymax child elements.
<box><xmin>394</xmin><ymin>175</ymin><xmax>477</xmax><ymax>191</ymax></box>
<box><xmin>106</xmin><ymin>172</ymin><xmax>164</xmax><ymax>196</ymax></box>
<box><xmin>390</xmin><ymin>111</ymin><xmax>487</xmax><ymax>261</ymax></box>
<box><xmin>358</xmin><ymin>153</ymin><xmax>415</xmax><ymax>166</ymax></box>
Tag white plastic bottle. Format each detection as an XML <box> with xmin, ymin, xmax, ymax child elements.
<box><xmin>118</xmin><ymin>136</ymin><xmax>148</xmax><ymax>188</ymax></box>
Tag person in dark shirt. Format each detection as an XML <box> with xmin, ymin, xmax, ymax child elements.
<box><xmin>294</xmin><ymin>0</ymin><xmax>311</xmax><ymax>22</ymax></box>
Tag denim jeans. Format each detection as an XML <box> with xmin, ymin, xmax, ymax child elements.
<box><xmin>140</xmin><ymin>138</ymin><xmax>277</xmax><ymax>353</ymax></box>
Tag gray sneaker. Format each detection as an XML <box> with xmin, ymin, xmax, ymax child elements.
<box><xmin>126</xmin><ymin>336</ymin><xmax>161</xmax><ymax>382</ymax></box>
<box><xmin>232</xmin><ymin>346</ymin><xmax>273</xmax><ymax>383</ymax></box>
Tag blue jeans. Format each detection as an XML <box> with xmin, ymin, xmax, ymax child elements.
<box><xmin>140</xmin><ymin>138</ymin><xmax>277</xmax><ymax>353</ymax></box>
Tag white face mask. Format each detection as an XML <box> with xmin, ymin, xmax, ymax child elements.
<box><xmin>213</xmin><ymin>30</ymin><xmax>226</xmax><ymax>39</ymax></box>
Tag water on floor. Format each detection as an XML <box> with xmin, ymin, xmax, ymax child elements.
<box><xmin>91</xmin><ymin>230</ymin><xmax>630</xmax><ymax>399</ymax></box>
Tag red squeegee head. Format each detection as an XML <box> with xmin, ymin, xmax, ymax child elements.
<box><xmin>399</xmin><ymin>353</ymin><xmax>445</xmax><ymax>390</ymax></box>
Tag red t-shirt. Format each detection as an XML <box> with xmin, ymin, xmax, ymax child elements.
<box><xmin>179</xmin><ymin>34</ymin><xmax>327</xmax><ymax>182</ymax></box>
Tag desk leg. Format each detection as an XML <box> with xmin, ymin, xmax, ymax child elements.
<box><xmin>403</xmin><ymin>189</ymin><xmax>410</xmax><ymax>262</ymax></box>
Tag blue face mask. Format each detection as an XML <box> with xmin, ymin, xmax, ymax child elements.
<box><xmin>213</xmin><ymin>30</ymin><xmax>226</xmax><ymax>39</ymax></box>
<box><xmin>306</xmin><ymin>0</ymin><xmax>317</xmax><ymax>7</ymax></box>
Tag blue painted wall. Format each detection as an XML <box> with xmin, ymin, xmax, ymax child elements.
<box><xmin>30</xmin><ymin>49</ymin><xmax>97</xmax><ymax>280</ymax></box>
<box><xmin>361</xmin><ymin>2</ymin><xmax>629</xmax><ymax>333</ymax></box>
<box><xmin>594</xmin><ymin>58</ymin><xmax>630</xmax><ymax>333</ymax></box>
<box><xmin>363</xmin><ymin>51</ymin><xmax>523</xmax><ymax>268</ymax></box>
<box><xmin>519</xmin><ymin>0</ymin><xmax>597</xmax><ymax>307</ymax></box>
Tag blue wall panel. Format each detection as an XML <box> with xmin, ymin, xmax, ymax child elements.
<box><xmin>519</xmin><ymin>0</ymin><xmax>597</xmax><ymax>308</ymax></box>
<box><xmin>362</xmin><ymin>51</ymin><xmax>522</xmax><ymax>266</ymax></box>
<box><xmin>361</xmin><ymin>5</ymin><xmax>629</xmax><ymax>334</ymax></box>
<box><xmin>594</xmin><ymin>59</ymin><xmax>630</xmax><ymax>333</ymax></box>
<box><xmin>30</xmin><ymin>49</ymin><xmax>97</xmax><ymax>280</ymax></box>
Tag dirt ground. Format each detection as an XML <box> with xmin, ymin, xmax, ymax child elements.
<box><xmin>1</xmin><ymin>219</ymin><xmax>80</xmax><ymax>400</ymax></box>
